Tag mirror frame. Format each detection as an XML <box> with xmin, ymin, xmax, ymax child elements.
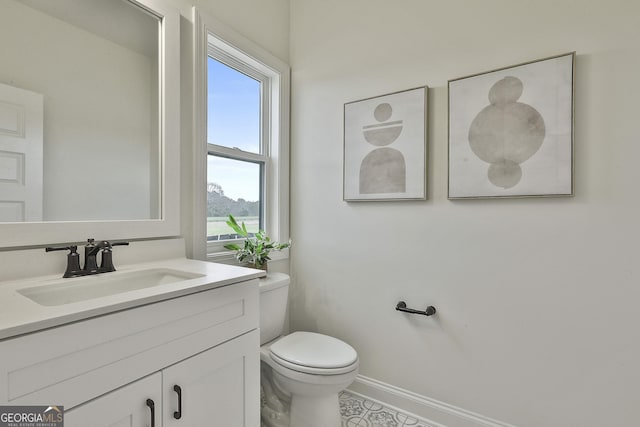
<box><xmin>0</xmin><ymin>0</ymin><xmax>180</xmax><ymax>248</ymax></box>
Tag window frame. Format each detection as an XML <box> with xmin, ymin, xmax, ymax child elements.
<box><xmin>192</xmin><ymin>8</ymin><xmax>290</xmax><ymax>262</ymax></box>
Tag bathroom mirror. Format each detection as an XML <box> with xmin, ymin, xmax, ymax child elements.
<box><xmin>0</xmin><ymin>0</ymin><xmax>179</xmax><ymax>247</ymax></box>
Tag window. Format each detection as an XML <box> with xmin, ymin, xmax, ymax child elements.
<box><xmin>194</xmin><ymin>11</ymin><xmax>290</xmax><ymax>260</ymax></box>
<box><xmin>206</xmin><ymin>55</ymin><xmax>266</xmax><ymax>241</ymax></box>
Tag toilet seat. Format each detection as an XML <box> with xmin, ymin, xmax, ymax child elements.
<box><xmin>269</xmin><ymin>332</ymin><xmax>358</xmax><ymax>375</ymax></box>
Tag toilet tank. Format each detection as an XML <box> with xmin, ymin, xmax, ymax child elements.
<box><xmin>259</xmin><ymin>272</ymin><xmax>290</xmax><ymax>345</ymax></box>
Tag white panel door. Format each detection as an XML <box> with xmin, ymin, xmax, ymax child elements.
<box><xmin>65</xmin><ymin>373</ymin><xmax>162</xmax><ymax>427</ymax></box>
<box><xmin>0</xmin><ymin>82</ymin><xmax>43</xmax><ymax>221</ymax></box>
<box><xmin>163</xmin><ymin>330</ymin><xmax>260</xmax><ymax>427</ymax></box>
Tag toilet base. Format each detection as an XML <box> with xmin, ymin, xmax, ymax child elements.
<box><xmin>290</xmin><ymin>393</ymin><xmax>340</xmax><ymax>427</ymax></box>
<box><xmin>260</xmin><ymin>336</ymin><xmax>358</xmax><ymax>427</ymax></box>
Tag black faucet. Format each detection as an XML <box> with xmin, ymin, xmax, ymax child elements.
<box><xmin>46</xmin><ymin>238</ymin><xmax>130</xmax><ymax>278</ymax></box>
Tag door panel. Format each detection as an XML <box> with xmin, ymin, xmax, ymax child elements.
<box><xmin>0</xmin><ymin>82</ymin><xmax>43</xmax><ymax>221</ymax></box>
<box><xmin>163</xmin><ymin>330</ymin><xmax>260</xmax><ymax>426</ymax></box>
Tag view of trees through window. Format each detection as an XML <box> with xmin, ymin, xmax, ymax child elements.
<box><xmin>206</xmin><ymin>182</ymin><xmax>259</xmax><ymax>240</ymax></box>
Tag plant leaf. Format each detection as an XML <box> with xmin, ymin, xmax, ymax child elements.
<box><xmin>226</xmin><ymin>215</ymin><xmax>242</xmax><ymax>235</ymax></box>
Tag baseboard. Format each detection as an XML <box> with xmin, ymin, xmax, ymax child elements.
<box><xmin>347</xmin><ymin>375</ymin><xmax>517</xmax><ymax>427</ymax></box>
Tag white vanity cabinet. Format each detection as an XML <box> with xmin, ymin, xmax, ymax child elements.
<box><xmin>65</xmin><ymin>331</ymin><xmax>258</xmax><ymax>427</ymax></box>
<box><xmin>0</xmin><ymin>277</ymin><xmax>260</xmax><ymax>427</ymax></box>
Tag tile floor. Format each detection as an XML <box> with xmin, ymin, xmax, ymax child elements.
<box><xmin>340</xmin><ymin>391</ymin><xmax>434</xmax><ymax>427</ymax></box>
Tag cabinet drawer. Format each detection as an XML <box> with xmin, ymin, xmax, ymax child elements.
<box><xmin>0</xmin><ymin>279</ymin><xmax>258</xmax><ymax>409</ymax></box>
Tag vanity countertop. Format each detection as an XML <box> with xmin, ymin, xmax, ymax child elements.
<box><xmin>0</xmin><ymin>258</ymin><xmax>265</xmax><ymax>341</ymax></box>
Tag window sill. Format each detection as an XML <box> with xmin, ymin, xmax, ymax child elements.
<box><xmin>206</xmin><ymin>247</ymin><xmax>290</xmax><ymax>265</ymax></box>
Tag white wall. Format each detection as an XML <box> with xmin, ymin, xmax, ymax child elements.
<box><xmin>289</xmin><ymin>1</ymin><xmax>640</xmax><ymax>426</ymax></box>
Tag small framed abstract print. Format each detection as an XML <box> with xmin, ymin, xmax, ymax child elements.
<box><xmin>448</xmin><ymin>52</ymin><xmax>574</xmax><ymax>199</ymax></box>
<box><xmin>343</xmin><ymin>86</ymin><xmax>427</xmax><ymax>201</ymax></box>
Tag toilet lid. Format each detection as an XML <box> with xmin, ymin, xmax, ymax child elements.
<box><xmin>269</xmin><ymin>331</ymin><xmax>358</xmax><ymax>370</ymax></box>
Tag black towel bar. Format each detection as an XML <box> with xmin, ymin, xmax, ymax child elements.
<box><xmin>395</xmin><ymin>301</ymin><xmax>436</xmax><ymax>316</ymax></box>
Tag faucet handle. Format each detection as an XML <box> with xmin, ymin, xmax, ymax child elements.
<box><xmin>99</xmin><ymin>248</ymin><xmax>115</xmax><ymax>273</ymax></box>
<box><xmin>99</xmin><ymin>240</ymin><xmax>112</xmax><ymax>249</ymax></box>
<box><xmin>45</xmin><ymin>245</ymin><xmax>82</xmax><ymax>278</ymax></box>
<box><xmin>45</xmin><ymin>244</ymin><xmax>76</xmax><ymax>253</ymax></box>
<box><xmin>98</xmin><ymin>241</ymin><xmax>129</xmax><ymax>273</ymax></box>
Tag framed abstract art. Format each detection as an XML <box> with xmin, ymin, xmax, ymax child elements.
<box><xmin>448</xmin><ymin>52</ymin><xmax>575</xmax><ymax>199</ymax></box>
<box><xmin>344</xmin><ymin>86</ymin><xmax>427</xmax><ymax>201</ymax></box>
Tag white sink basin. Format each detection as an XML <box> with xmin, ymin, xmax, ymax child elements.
<box><xmin>18</xmin><ymin>268</ymin><xmax>205</xmax><ymax>306</ymax></box>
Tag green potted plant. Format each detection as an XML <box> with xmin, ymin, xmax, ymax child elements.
<box><xmin>223</xmin><ymin>214</ymin><xmax>291</xmax><ymax>271</ymax></box>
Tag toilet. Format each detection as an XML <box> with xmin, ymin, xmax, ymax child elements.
<box><xmin>259</xmin><ymin>272</ymin><xmax>359</xmax><ymax>427</ymax></box>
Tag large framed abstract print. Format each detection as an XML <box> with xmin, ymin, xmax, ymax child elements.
<box><xmin>448</xmin><ymin>52</ymin><xmax>574</xmax><ymax>199</ymax></box>
<box><xmin>344</xmin><ymin>87</ymin><xmax>427</xmax><ymax>201</ymax></box>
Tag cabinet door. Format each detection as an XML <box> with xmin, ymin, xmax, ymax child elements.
<box><xmin>163</xmin><ymin>329</ymin><xmax>259</xmax><ymax>427</ymax></box>
<box><xmin>65</xmin><ymin>373</ymin><xmax>161</xmax><ymax>427</ymax></box>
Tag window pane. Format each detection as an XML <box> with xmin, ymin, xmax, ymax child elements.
<box><xmin>207</xmin><ymin>57</ymin><xmax>261</xmax><ymax>153</ymax></box>
<box><xmin>207</xmin><ymin>155</ymin><xmax>262</xmax><ymax>241</ymax></box>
